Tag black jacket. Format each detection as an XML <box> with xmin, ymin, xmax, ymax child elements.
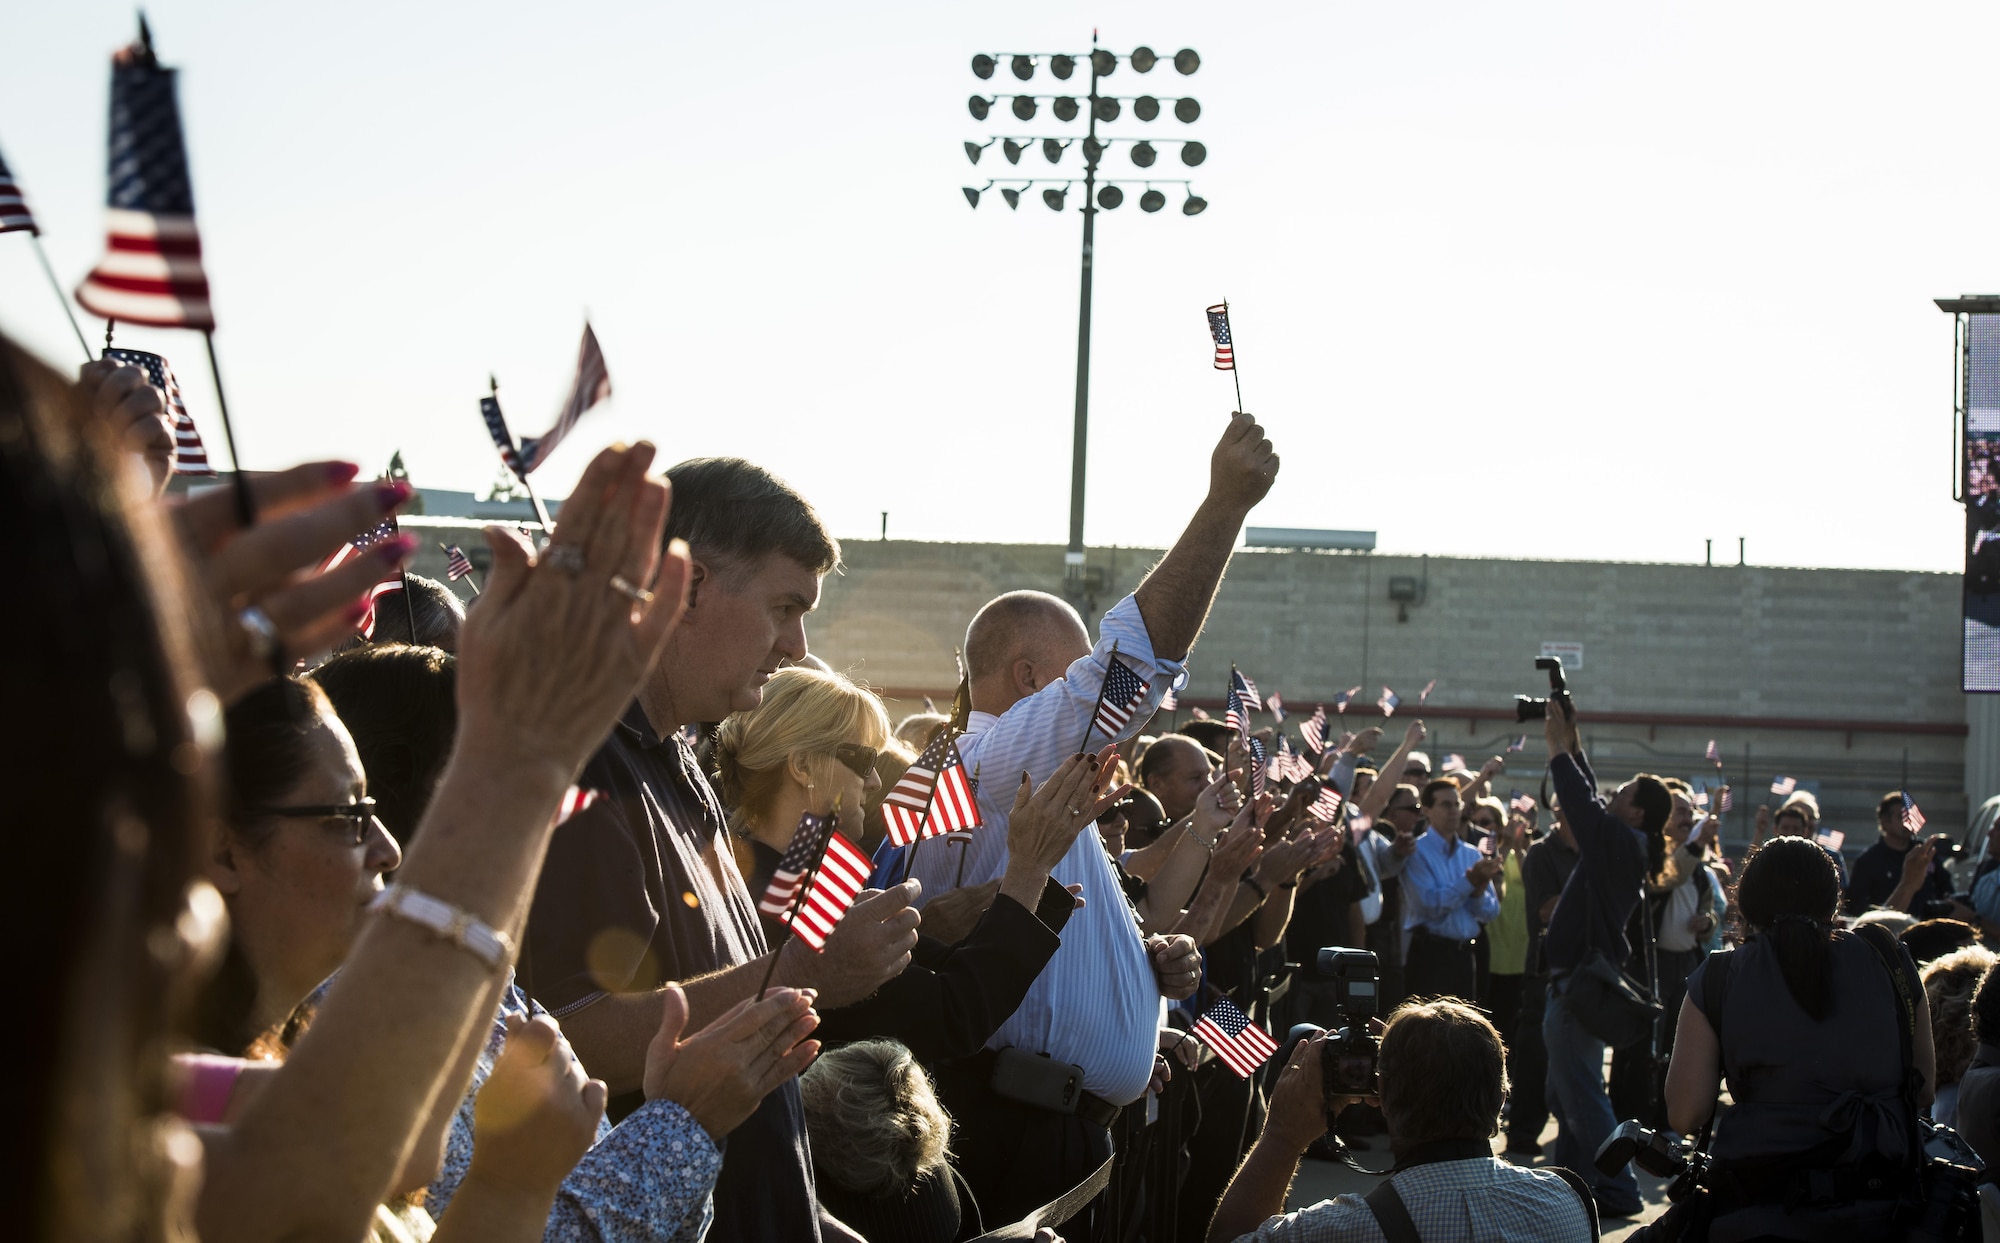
<box><xmin>1542</xmin><ymin>750</ymin><xmax>1647</xmax><ymax>976</ymax></box>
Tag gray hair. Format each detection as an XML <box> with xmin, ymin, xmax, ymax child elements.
<box><xmin>663</xmin><ymin>457</ymin><xmax>839</xmax><ymax>585</ymax></box>
<box><xmin>800</xmin><ymin>1040</ymin><xmax>950</xmax><ymax>1198</ymax></box>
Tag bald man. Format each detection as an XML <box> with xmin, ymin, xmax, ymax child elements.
<box><xmin>1138</xmin><ymin>735</ymin><xmax>1221</xmax><ymax>822</ymax></box>
<box><xmin>881</xmin><ymin>412</ymin><xmax>1280</xmax><ymax>1230</ymax></box>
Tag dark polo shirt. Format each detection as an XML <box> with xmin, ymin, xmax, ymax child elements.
<box><xmin>518</xmin><ymin>704</ymin><xmax>819</xmax><ymax>1243</ymax></box>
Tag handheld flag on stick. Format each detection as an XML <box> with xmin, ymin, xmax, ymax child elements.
<box><xmin>551</xmin><ymin>787</ymin><xmax>597</xmax><ymax>828</ymax></box>
<box><xmin>1378</xmin><ymin>687</ymin><xmax>1400</xmax><ymax>718</ymax></box>
<box><xmin>320</xmin><ymin>516</ymin><xmax>404</xmax><ymax>639</ymax></box>
<box><xmin>0</xmin><ymin>143</ymin><xmax>91</xmax><ymax>357</ymax></box>
<box><xmin>1902</xmin><ymin>792</ymin><xmax>1927</xmax><ymax>835</ymax></box>
<box><xmin>1509</xmin><ymin>792</ymin><xmax>1537</xmax><ymax>814</ymax></box>
<box><xmin>1418</xmin><ymin>679</ymin><xmax>1437</xmax><ymax>705</ymax></box>
<box><xmin>1224</xmin><ymin>667</ymin><xmax>1257</xmax><ymax>740</ymax></box>
<box><xmin>1335</xmin><ymin>686</ymin><xmax>1361</xmax><ymax>715</ymax></box>
<box><xmin>1299</xmin><ymin>705</ymin><xmax>1328</xmax><ymax>756</ymax></box>
<box><xmin>76</xmin><ymin>19</ymin><xmax>251</xmax><ymax>528</ymax></box>
<box><xmin>1718</xmin><ymin>786</ymin><xmax>1735</xmax><ymax>813</ymax></box>
<box><xmin>103</xmin><ymin>348</ymin><xmax>213</xmax><ymax>476</ymax></box>
<box><xmin>479</xmin><ymin>378</ymin><xmax>555</xmax><ymax>535</ymax></box>
<box><xmin>1082</xmin><ymin>645</ymin><xmax>1151</xmax><ymax>751</ymax></box>
<box><xmin>516</xmin><ymin>322</ymin><xmax>612</xmax><ymax>474</ymax></box>
<box><xmin>1770</xmin><ymin>776</ymin><xmax>1797</xmax><ymax>798</ymax></box>
<box><xmin>1308</xmin><ymin>784</ymin><xmax>1344</xmax><ymax>824</ymax></box>
<box><xmin>1265</xmin><ymin>692</ymin><xmax>1287</xmax><ymax>723</ymax></box>
<box><xmin>759</xmin><ymin>811</ymin><xmax>872</xmax><ymax>953</ymax></box>
<box><xmin>881</xmin><ymin>730</ymin><xmax>981</xmax><ymax>847</ymax></box>
<box><xmin>1816</xmin><ymin>827</ymin><xmax>1846</xmax><ymax>852</ymax></box>
<box><xmin>1159</xmin><ymin>685</ymin><xmax>1178</xmax><ymax>712</ymax></box>
<box><xmin>1442</xmin><ymin>754</ymin><xmax>1467</xmax><ymax>774</ymax></box>
<box><xmin>1245</xmin><ymin>735</ymin><xmax>1268</xmax><ymax>801</ymax></box>
<box><xmin>1705</xmin><ymin>739</ymin><xmax>1722</xmax><ymax>765</ymax></box>
<box><xmin>440</xmin><ymin>543</ymin><xmax>480</xmax><ymax>593</ymax></box>
<box><xmin>1505</xmin><ymin>734</ymin><xmax>1528</xmax><ymax>754</ymax></box>
<box><xmin>1205</xmin><ymin>301</ymin><xmax>1243</xmax><ymax>411</ymax></box>
<box><xmin>1191</xmin><ymin>994</ymin><xmax>1279</xmax><ymax>1078</ymax></box>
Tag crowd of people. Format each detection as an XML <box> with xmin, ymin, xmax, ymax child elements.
<box><xmin>16</xmin><ymin>325</ymin><xmax>2000</xmax><ymax>1243</ymax></box>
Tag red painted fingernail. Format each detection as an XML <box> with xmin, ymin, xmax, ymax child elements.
<box><xmin>376</xmin><ymin>480</ymin><xmax>413</xmax><ymax>508</ymax></box>
<box><xmin>326</xmin><ymin>461</ymin><xmax>361</xmax><ymax>484</ymax></box>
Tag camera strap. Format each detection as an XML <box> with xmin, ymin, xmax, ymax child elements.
<box><xmin>1362</xmin><ymin>1140</ymin><xmax>1600</xmax><ymax>1242</ymax></box>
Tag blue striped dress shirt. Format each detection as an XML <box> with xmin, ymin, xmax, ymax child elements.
<box><xmin>874</xmin><ymin>594</ymin><xmax>1181</xmax><ymax>1105</ymax></box>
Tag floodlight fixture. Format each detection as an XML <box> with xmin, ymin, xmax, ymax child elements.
<box><xmin>1131</xmin><ymin>141</ymin><xmax>1156</xmax><ymax>168</ymax></box>
<box><xmin>972</xmin><ymin>54</ymin><xmax>996</xmax><ymax>79</ymax></box>
<box><xmin>1082</xmin><ymin>136</ymin><xmax>1104</xmax><ymax>163</ymax></box>
<box><xmin>1011</xmin><ymin>54</ymin><xmax>1035</xmax><ymax>80</ymax></box>
<box><xmin>1002</xmin><ymin>139</ymin><xmax>1026</xmax><ymax>164</ymax></box>
<box><xmin>1130</xmin><ymin>46</ymin><xmax>1158</xmax><ymax>72</ymax></box>
<box><xmin>1097</xmin><ymin>185</ymin><xmax>1123</xmax><ymax>209</ymax></box>
<box><xmin>1001</xmin><ymin>187</ymin><xmax>1021</xmax><ymax>209</ymax></box>
<box><xmin>1053</xmin><ymin>96</ymin><xmax>1080</xmax><ymax>122</ymax></box>
<box><xmin>1094</xmin><ymin>96</ymin><xmax>1121</xmax><ymax>122</ymax></box>
<box><xmin>1175</xmin><ymin>97</ymin><xmax>1201</xmax><ymax>123</ymax></box>
<box><xmin>962</xmin><ymin>186</ymin><xmax>981</xmax><ymax>208</ymax></box>
<box><xmin>1051</xmin><ymin>54</ymin><xmax>1075</xmax><ymax>79</ymax></box>
<box><xmin>1180</xmin><ymin>141</ymin><xmax>1206</xmax><ymax>166</ymax></box>
<box><xmin>1042</xmin><ymin>138</ymin><xmax>1068</xmax><ymax>163</ymax></box>
<box><xmin>964</xmin><ymin>140</ymin><xmax>987</xmax><ymax>165</ymax></box>
<box><xmin>1174</xmin><ymin>48</ymin><xmax>1200</xmax><ymax>74</ymax></box>
<box><xmin>969</xmin><ymin>95</ymin><xmax>991</xmax><ymax>120</ymax></box>
<box><xmin>1044</xmin><ymin>186</ymin><xmax>1068</xmax><ymax>211</ymax></box>
<box><xmin>1134</xmin><ymin>95</ymin><xmax>1160</xmax><ymax>121</ymax></box>
<box><xmin>1140</xmin><ymin>188</ymin><xmax>1166</xmax><ymax>212</ymax></box>
<box><xmin>1183</xmin><ymin>193</ymin><xmax>1207</xmax><ymax>215</ymax></box>
<box><xmin>1091</xmin><ymin>49</ymin><xmax>1116</xmax><ymax>76</ymax></box>
<box><xmin>1012</xmin><ymin>95</ymin><xmax>1037</xmax><ymax>121</ymax></box>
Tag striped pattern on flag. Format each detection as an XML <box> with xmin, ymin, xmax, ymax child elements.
<box><xmin>1705</xmin><ymin>739</ymin><xmax>1722</xmax><ymax>764</ymax></box>
<box><xmin>1505</xmin><ymin>734</ymin><xmax>1527</xmax><ymax>753</ymax></box>
<box><xmin>1206</xmin><ymin>303</ymin><xmax>1234</xmax><ymax>371</ymax></box>
<box><xmin>1246</xmin><ymin>736</ymin><xmax>1268</xmax><ymax>801</ymax></box>
<box><xmin>1334</xmin><ymin>686</ymin><xmax>1360</xmax><ymax>715</ymax></box>
<box><xmin>1309</xmin><ymin>784</ymin><xmax>1344</xmax><ymax>824</ymax></box>
<box><xmin>1299</xmin><ymin>705</ymin><xmax>1327</xmax><ymax>754</ymax></box>
<box><xmin>881</xmin><ymin>731</ymin><xmax>948</xmax><ymax>846</ymax></box>
<box><xmin>1090</xmin><ymin>656</ymin><xmax>1151</xmax><ymax>740</ymax></box>
<box><xmin>1509</xmin><ymin>792</ymin><xmax>1537</xmax><ymax>813</ymax></box>
<box><xmin>74</xmin><ymin>37</ymin><xmax>215</xmax><ymax>328</ymax></box>
<box><xmin>0</xmin><ymin>146</ymin><xmax>37</xmax><ymax>234</ymax></box>
<box><xmin>1418</xmin><ymin>679</ymin><xmax>1437</xmax><ymax>704</ymax></box>
<box><xmin>759</xmin><ymin>812</ymin><xmax>871</xmax><ymax>952</ymax></box>
<box><xmin>1265</xmin><ymin>692</ymin><xmax>1286</xmax><ymax>723</ymax></box>
<box><xmin>1225</xmin><ymin>668</ymin><xmax>1258</xmax><ymax>738</ymax></box>
<box><xmin>1902</xmin><ymin>792</ymin><xmax>1927</xmax><ymax>835</ymax></box>
<box><xmin>552</xmin><ymin>787</ymin><xmax>597</xmax><ymax>827</ymax></box>
<box><xmin>104</xmin><ymin>347</ymin><xmax>213</xmax><ymax>475</ymax></box>
<box><xmin>517</xmin><ymin>323</ymin><xmax>612</xmax><ymax>474</ymax></box>
<box><xmin>1378</xmin><ymin>687</ymin><xmax>1400</xmax><ymax>718</ymax></box>
<box><xmin>1159</xmin><ymin>685</ymin><xmax>1177</xmax><ymax>712</ymax></box>
<box><xmin>1191</xmin><ymin>995</ymin><xmax>1278</xmax><ymax>1078</ymax></box>
<box><xmin>929</xmin><ymin>741</ymin><xmax>982</xmax><ymax>833</ymax></box>
<box><xmin>1770</xmin><ymin>776</ymin><xmax>1796</xmax><ymax>797</ymax></box>
<box><xmin>480</xmin><ymin>395</ymin><xmax>523</xmax><ymax>475</ymax></box>
<box><xmin>442</xmin><ymin>544</ymin><xmax>475</xmax><ymax>581</ymax></box>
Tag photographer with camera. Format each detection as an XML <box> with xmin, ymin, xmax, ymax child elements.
<box><xmin>1206</xmin><ymin>997</ymin><xmax>1597</xmax><ymax>1242</ymax></box>
<box><xmin>1652</xmin><ymin>835</ymin><xmax>1940</xmax><ymax>1240</ymax></box>
<box><xmin>1536</xmin><ymin>665</ymin><xmax>1672</xmax><ymax>1220</ymax></box>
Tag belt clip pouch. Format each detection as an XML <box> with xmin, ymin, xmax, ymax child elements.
<box><xmin>991</xmin><ymin>1047</ymin><xmax>1085</xmax><ymax>1115</ymax></box>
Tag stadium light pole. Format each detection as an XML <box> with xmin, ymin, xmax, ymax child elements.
<box><xmin>964</xmin><ymin>34</ymin><xmax>1206</xmax><ymax>579</ymax></box>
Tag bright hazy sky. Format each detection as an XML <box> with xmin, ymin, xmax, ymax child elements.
<box><xmin>2</xmin><ymin>2</ymin><xmax>1991</xmax><ymax>571</ymax></box>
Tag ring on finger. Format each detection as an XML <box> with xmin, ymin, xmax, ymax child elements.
<box><xmin>608</xmin><ymin>573</ymin><xmax>654</xmax><ymax>604</ymax></box>
<box><xmin>543</xmin><ymin>544</ymin><xmax>586</xmax><ymax>577</ymax></box>
<box><xmin>238</xmin><ymin>605</ymin><xmax>283</xmax><ymax>672</ymax></box>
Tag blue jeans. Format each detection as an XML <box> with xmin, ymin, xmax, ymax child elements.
<box><xmin>1543</xmin><ymin>975</ymin><xmax>1640</xmax><ymax>1209</ymax></box>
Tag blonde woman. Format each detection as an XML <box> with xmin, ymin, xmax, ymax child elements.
<box><xmin>717</xmin><ymin>670</ymin><xmax>1122</xmax><ymax>1063</ymax></box>
<box><xmin>712</xmin><ymin>666</ymin><xmax>892</xmax><ymax>906</ymax></box>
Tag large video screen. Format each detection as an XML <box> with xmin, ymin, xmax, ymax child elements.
<box><xmin>1965</xmin><ymin>314</ymin><xmax>2000</xmax><ymax>690</ymax></box>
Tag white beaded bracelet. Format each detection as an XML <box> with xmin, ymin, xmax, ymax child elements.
<box><xmin>369</xmin><ymin>885</ymin><xmax>515</xmax><ymax>970</ymax></box>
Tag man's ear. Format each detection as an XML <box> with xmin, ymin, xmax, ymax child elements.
<box><xmin>1010</xmin><ymin>656</ymin><xmax>1040</xmax><ymax>698</ymax></box>
<box><xmin>683</xmin><ymin>558</ymin><xmax>711</xmax><ymax>615</ymax></box>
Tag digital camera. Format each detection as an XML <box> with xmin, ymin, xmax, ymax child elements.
<box><xmin>1280</xmin><ymin>947</ymin><xmax>1381</xmax><ymax>1117</ymax></box>
<box><xmin>1596</xmin><ymin>1120</ymin><xmax>1710</xmax><ymax>1201</ymax></box>
<box><xmin>1514</xmin><ymin>656</ymin><xmax>1574</xmax><ymax>723</ymax></box>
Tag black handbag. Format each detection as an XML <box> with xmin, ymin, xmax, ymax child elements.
<box><xmin>1564</xmin><ymin>947</ymin><xmax>1662</xmax><ymax>1048</ymax></box>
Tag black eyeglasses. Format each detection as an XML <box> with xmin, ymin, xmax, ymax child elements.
<box><xmin>245</xmin><ymin>797</ymin><xmax>380</xmax><ymax>846</ymax></box>
<box><xmin>1470</xmin><ymin>818</ymin><xmax>1501</xmax><ymax>830</ymax></box>
<box><xmin>829</xmin><ymin>744</ymin><xmax>880</xmax><ymax>781</ymax></box>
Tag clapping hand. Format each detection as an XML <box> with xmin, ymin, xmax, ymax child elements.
<box><xmin>787</xmin><ymin>882</ymin><xmax>921</xmax><ymax>1007</ymax></box>
<box><xmin>1192</xmin><ymin>768</ymin><xmax>1245</xmax><ymax>843</ymax></box>
<box><xmin>643</xmin><ymin>984</ymin><xmax>821</xmax><ymax>1142</ymax></box>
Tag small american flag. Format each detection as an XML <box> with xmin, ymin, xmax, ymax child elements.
<box><xmin>1441</xmin><ymin>753</ymin><xmax>1467</xmax><ymax>774</ymax></box>
<box><xmin>1246</xmin><ymin>735</ymin><xmax>1268</xmax><ymax>801</ymax></box>
<box><xmin>441</xmin><ymin>543</ymin><xmax>475</xmax><ymax>582</ymax></box>
<box><xmin>1770</xmin><ymin>776</ymin><xmax>1796</xmax><ymax>797</ymax></box>
<box><xmin>480</xmin><ymin>394</ymin><xmax>524</xmax><ymax>476</ymax></box>
<box><xmin>517</xmin><ymin>322</ymin><xmax>612</xmax><ymax>474</ymax></box>
<box><xmin>1718</xmin><ymin>786</ymin><xmax>1735</xmax><ymax>813</ymax></box>
<box><xmin>1418</xmin><ymin>679</ymin><xmax>1437</xmax><ymax>704</ymax></box>
<box><xmin>1509</xmin><ymin>792</ymin><xmax>1537</xmax><ymax>814</ymax></box>
<box><xmin>551</xmin><ymin>787</ymin><xmax>597</xmax><ymax>827</ymax></box>
<box><xmin>1816</xmin><ymin>827</ymin><xmax>1846</xmax><ymax>852</ymax></box>
<box><xmin>74</xmin><ymin>23</ymin><xmax>216</xmax><ymax>329</ymax></box>
<box><xmin>1206</xmin><ymin>303</ymin><xmax>1234</xmax><ymax>371</ymax></box>
<box><xmin>1300</xmin><ymin>705</ymin><xmax>1327</xmax><ymax>755</ymax></box>
<box><xmin>1378</xmin><ymin>687</ymin><xmax>1400</xmax><ymax>718</ymax></box>
<box><xmin>103</xmin><ymin>348</ymin><xmax>213</xmax><ymax>475</ymax></box>
<box><xmin>0</xmin><ymin>144</ymin><xmax>38</xmax><ymax>234</ymax></box>
<box><xmin>1237</xmin><ymin>670</ymin><xmax>1262</xmax><ymax>712</ymax></box>
<box><xmin>1903</xmin><ymin>793</ymin><xmax>1927</xmax><ymax>835</ymax></box>
<box><xmin>1335</xmin><ymin>686</ymin><xmax>1361</xmax><ymax>715</ymax></box>
<box><xmin>881</xmin><ymin>732</ymin><xmax>980</xmax><ymax>846</ymax></box>
<box><xmin>1192</xmin><ymin>994</ymin><xmax>1278</xmax><ymax>1078</ymax></box>
<box><xmin>758</xmin><ymin>812</ymin><xmax>872</xmax><ymax>951</ymax></box>
<box><xmin>1505</xmin><ymin>734</ymin><xmax>1527</xmax><ymax>753</ymax></box>
<box><xmin>1090</xmin><ymin>656</ymin><xmax>1152</xmax><ymax>741</ymax></box>
<box><xmin>1265</xmin><ymin>692</ymin><xmax>1286</xmax><ymax>723</ymax></box>
<box><xmin>1159</xmin><ymin>685</ymin><xmax>1178</xmax><ymax>712</ymax></box>
<box><xmin>1285</xmin><ymin>739</ymin><xmax>1315</xmax><ymax>782</ymax></box>
<box><xmin>320</xmin><ymin>516</ymin><xmax>402</xmax><ymax>638</ymax></box>
<box><xmin>1692</xmin><ymin>785</ymin><xmax>1710</xmax><ymax>809</ymax></box>
<box><xmin>1225</xmin><ymin>668</ymin><xmax>1258</xmax><ymax>738</ymax></box>
<box><xmin>1705</xmin><ymin>739</ymin><xmax>1722</xmax><ymax>764</ymax></box>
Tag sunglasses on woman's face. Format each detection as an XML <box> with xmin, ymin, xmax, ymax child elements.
<box><xmin>246</xmin><ymin>797</ymin><xmax>381</xmax><ymax>846</ymax></box>
<box><xmin>830</xmin><ymin>743</ymin><xmax>880</xmax><ymax>781</ymax></box>
<box><xmin>1471</xmin><ymin>817</ymin><xmax>1500</xmax><ymax>830</ymax></box>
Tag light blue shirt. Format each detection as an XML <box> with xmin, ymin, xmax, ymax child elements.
<box><xmin>874</xmin><ymin>593</ymin><xmax>1180</xmax><ymax>1105</ymax></box>
<box><xmin>1401</xmin><ymin>826</ymin><xmax>1501</xmax><ymax>945</ymax></box>
<box><xmin>1972</xmin><ymin>865</ymin><xmax>2000</xmax><ymax>927</ymax></box>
